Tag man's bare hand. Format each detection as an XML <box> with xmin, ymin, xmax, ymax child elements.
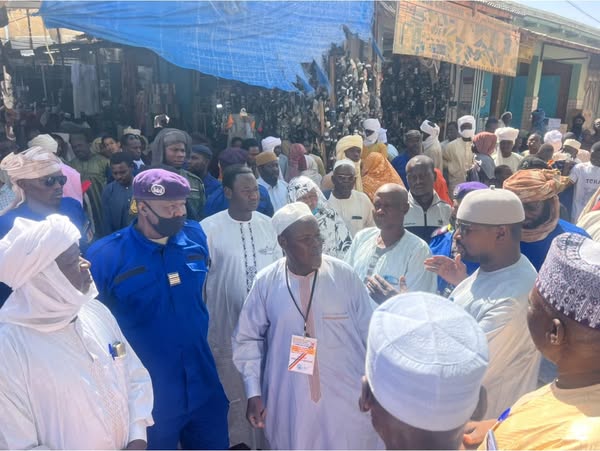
<box><xmin>367</xmin><ymin>274</ymin><xmax>400</xmax><ymax>304</ymax></box>
<box><xmin>424</xmin><ymin>254</ymin><xmax>468</xmax><ymax>286</ymax></box>
<box><xmin>246</xmin><ymin>396</ymin><xmax>266</xmax><ymax>429</ymax></box>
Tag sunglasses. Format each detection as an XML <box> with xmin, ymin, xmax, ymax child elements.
<box><xmin>42</xmin><ymin>175</ymin><xmax>68</xmax><ymax>187</ymax></box>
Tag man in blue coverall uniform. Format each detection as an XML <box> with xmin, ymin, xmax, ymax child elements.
<box><xmin>86</xmin><ymin>169</ymin><xmax>229</xmax><ymax>450</ymax></box>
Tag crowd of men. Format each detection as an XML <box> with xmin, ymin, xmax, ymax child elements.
<box><xmin>0</xmin><ymin>112</ymin><xmax>599</xmax><ymax>450</ymax></box>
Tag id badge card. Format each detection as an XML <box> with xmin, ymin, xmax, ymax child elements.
<box><xmin>288</xmin><ymin>334</ymin><xmax>317</xmax><ymax>375</ymax></box>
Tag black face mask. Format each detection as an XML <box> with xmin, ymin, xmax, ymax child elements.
<box><xmin>144</xmin><ymin>202</ymin><xmax>186</xmax><ymax>237</ymax></box>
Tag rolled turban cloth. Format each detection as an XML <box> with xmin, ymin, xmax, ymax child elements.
<box><xmin>335</xmin><ymin>135</ymin><xmax>363</xmax><ymax>191</ymax></box>
<box><xmin>0</xmin><ymin>146</ymin><xmax>62</xmax><ymax>214</ymax></box>
<box><xmin>28</xmin><ymin>134</ymin><xmax>58</xmax><ymax>154</ymax></box>
<box><xmin>420</xmin><ymin>120</ymin><xmax>440</xmax><ymax>139</ymax></box>
<box><xmin>0</xmin><ymin>214</ymin><xmax>97</xmax><ymax>333</ymax></box>
<box><xmin>473</xmin><ymin>132</ymin><xmax>497</xmax><ymax>156</ymax></box>
<box><xmin>495</xmin><ymin>127</ymin><xmax>520</xmax><ymax>144</ymax></box>
<box><xmin>363</xmin><ymin>118</ymin><xmax>381</xmax><ymax>132</ymax></box>
<box><xmin>503</xmin><ymin>169</ymin><xmax>562</xmax><ymax>203</ymax></box>
<box><xmin>261</xmin><ymin>136</ymin><xmax>282</xmax><ymax>153</ymax></box>
<box><xmin>544</xmin><ymin>130</ymin><xmax>563</xmax><ymax>152</ymax></box>
<box><xmin>335</xmin><ymin>135</ymin><xmax>363</xmax><ymax>160</ymax></box>
<box><xmin>503</xmin><ymin>169</ymin><xmax>562</xmax><ymax>242</ymax></box>
<box><xmin>458</xmin><ymin>115</ymin><xmax>476</xmax><ymax>129</ymax></box>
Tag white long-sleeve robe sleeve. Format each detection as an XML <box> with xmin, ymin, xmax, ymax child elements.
<box><xmin>0</xmin><ymin>299</ymin><xmax>154</xmax><ymax>450</ymax></box>
<box><xmin>232</xmin><ymin>269</ymin><xmax>272</xmax><ymax>399</ymax></box>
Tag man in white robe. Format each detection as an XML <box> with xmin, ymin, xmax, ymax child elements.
<box><xmin>420</xmin><ymin>120</ymin><xmax>443</xmax><ymax>171</ymax></box>
<box><xmin>232</xmin><ymin>202</ymin><xmax>382</xmax><ymax>450</ymax></box>
<box><xmin>494</xmin><ymin>127</ymin><xmax>523</xmax><ymax>172</ymax></box>
<box><xmin>345</xmin><ymin>183</ymin><xmax>437</xmax><ymax>302</ymax></box>
<box><xmin>443</xmin><ymin>115</ymin><xmax>476</xmax><ymax>193</ymax></box>
<box><xmin>0</xmin><ymin>214</ymin><xmax>153</xmax><ymax>450</ymax></box>
<box><xmin>327</xmin><ymin>159</ymin><xmax>374</xmax><ymax>237</ymax></box>
<box><xmin>424</xmin><ymin>187</ymin><xmax>540</xmax><ymax>418</ymax></box>
<box><xmin>201</xmin><ymin>165</ymin><xmax>282</xmax><ymax>448</ymax></box>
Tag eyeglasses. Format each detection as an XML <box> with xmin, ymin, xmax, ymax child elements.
<box><xmin>42</xmin><ymin>175</ymin><xmax>68</xmax><ymax>187</ymax></box>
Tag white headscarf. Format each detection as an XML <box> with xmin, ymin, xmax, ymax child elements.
<box><xmin>261</xmin><ymin>136</ymin><xmax>282</xmax><ymax>153</ymax></box>
<box><xmin>363</xmin><ymin>118</ymin><xmax>381</xmax><ymax>146</ymax></box>
<box><xmin>0</xmin><ymin>215</ymin><xmax>97</xmax><ymax>333</ymax></box>
<box><xmin>495</xmin><ymin>127</ymin><xmax>520</xmax><ymax>144</ymax></box>
<box><xmin>0</xmin><ymin>146</ymin><xmax>63</xmax><ymax>214</ymax></box>
<box><xmin>544</xmin><ymin>130</ymin><xmax>563</xmax><ymax>153</ymax></box>
<box><xmin>458</xmin><ymin>115</ymin><xmax>476</xmax><ymax>139</ymax></box>
<box><xmin>420</xmin><ymin>120</ymin><xmax>441</xmax><ymax>151</ymax></box>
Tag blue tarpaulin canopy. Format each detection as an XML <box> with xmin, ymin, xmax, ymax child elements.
<box><xmin>38</xmin><ymin>1</ymin><xmax>374</xmax><ymax>91</ymax></box>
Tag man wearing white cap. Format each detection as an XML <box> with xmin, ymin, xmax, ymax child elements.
<box><xmin>464</xmin><ymin>233</ymin><xmax>600</xmax><ymax>450</ymax></box>
<box><xmin>327</xmin><ymin>159</ymin><xmax>374</xmax><ymax>237</ymax></box>
<box><xmin>232</xmin><ymin>202</ymin><xmax>381</xmax><ymax>450</ymax></box>
<box><xmin>426</xmin><ymin>187</ymin><xmax>540</xmax><ymax>418</ymax></box>
<box><xmin>360</xmin><ymin>292</ymin><xmax>489</xmax><ymax>450</ymax></box>
<box><xmin>559</xmin><ymin>137</ymin><xmax>589</xmax><ymax>163</ymax></box>
<box><xmin>362</xmin><ymin>118</ymin><xmax>388</xmax><ymax>161</ymax></box>
<box><xmin>201</xmin><ymin>165</ymin><xmax>282</xmax><ymax>448</ymax></box>
<box><xmin>494</xmin><ymin>127</ymin><xmax>523</xmax><ymax>172</ymax></box>
<box><xmin>420</xmin><ymin>119</ymin><xmax>443</xmax><ymax>171</ymax></box>
<box><xmin>443</xmin><ymin>115</ymin><xmax>476</xmax><ymax>193</ymax></box>
<box><xmin>0</xmin><ymin>214</ymin><xmax>153</xmax><ymax>449</ymax></box>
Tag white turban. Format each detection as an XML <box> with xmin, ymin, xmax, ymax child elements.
<box><xmin>377</xmin><ymin>128</ymin><xmax>388</xmax><ymax>144</ymax></box>
<box><xmin>363</xmin><ymin>119</ymin><xmax>381</xmax><ymax>146</ymax></box>
<box><xmin>420</xmin><ymin>120</ymin><xmax>440</xmax><ymax>139</ymax></box>
<box><xmin>28</xmin><ymin>134</ymin><xmax>59</xmax><ymax>154</ymax></box>
<box><xmin>363</xmin><ymin>118</ymin><xmax>381</xmax><ymax>132</ymax></box>
<box><xmin>261</xmin><ymin>136</ymin><xmax>282</xmax><ymax>153</ymax></box>
<box><xmin>0</xmin><ymin>215</ymin><xmax>97</xmax><ymax>333</ymax></box>
<box><xmin>272</xmin><ymin>201</ymin><xmax>313</xmax><ymax>235</ymax></box>
<box><xmin>544</xmin><ymin>130</ymin><xmax>563</xmax><ymax>152</ymax></box>
<box><xmin>495</xmin><ymin>127</ymin><xmax>520</xmax><ymax>144</ymax></box>
<box><xmin>0</xmin><ymin>146</ymin><xmax>63</xmax><ymax>214</ymax></box>
<box><xmin>458</xmin><ymin>115</ymin><xmax>476</xmax><ymax>129</ymax></box>
<box><xmin>366</xmin><ymin>292</ymin><xmax>489</xmax><ymax>432</ymax></box>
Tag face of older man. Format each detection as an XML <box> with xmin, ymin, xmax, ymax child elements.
<box><xmin>18</xmin><ymin>170</ymin><xmax>66</xmax><ymax>209</ymax></box>
<box><xmin>279</xmin><ymin>216</ymin><xmax>323</xmax><ymax>274</ymax></box>
<box><xmin>56</xmin><ymin>243</ymin><xmax>93</xmax><ymax>294</ymax></box>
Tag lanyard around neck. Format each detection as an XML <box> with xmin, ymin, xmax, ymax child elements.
<box><xmin>285</xmin><ymin>265</ymin><xmax>318</xmax><ymax>338</ymax></box>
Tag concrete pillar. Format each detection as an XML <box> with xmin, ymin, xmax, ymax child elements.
<box><xmin>521</xmin><ymin>53</ymin><xmax>543</xmax><ymax>130</ymax></box>
<box><xmin>567</xmin><ymin>62</ymin><xmax>591</xmax><ymax>125</ymax></box>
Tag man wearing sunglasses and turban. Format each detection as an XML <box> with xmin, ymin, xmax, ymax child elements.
<box><xmin>0</xmin><ymin>146</ymin><xmax>90</xmax><ymax>306</ymax></box>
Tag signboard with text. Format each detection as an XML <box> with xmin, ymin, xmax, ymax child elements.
<box><xmin>393</xmin><ymin>1</ymin><xmax>521</xmax><ymax>76</ymax></box>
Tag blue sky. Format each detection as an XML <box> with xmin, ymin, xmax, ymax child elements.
<box><xmin>512</xmin><ymin>0</ymin><xmax>600</xmax><ymax>29</ymax></box>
